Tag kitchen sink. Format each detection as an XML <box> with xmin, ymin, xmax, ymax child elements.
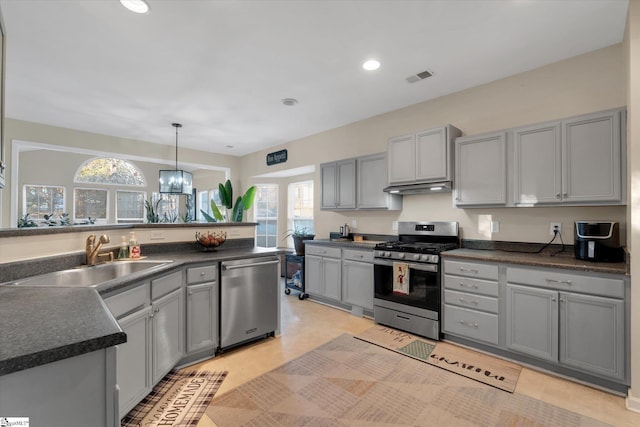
<box><xmin>7</xmin><ymin>260</ymin><xmax>171</xmax><ymax>288</ymax></box>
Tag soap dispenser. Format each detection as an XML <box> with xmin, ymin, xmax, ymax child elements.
<box><xmin>129</xmin><ymin>231</ymin><xmax>141</xmax><ymax>259</ymax></box>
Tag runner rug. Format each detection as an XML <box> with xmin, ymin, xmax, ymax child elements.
<box><xmin>355</xmin><ymin>325</ymin><xmax>521</xmax><ymax>392</ymax></box>
<box><xmin>121</xmin><ymin>369</ymin><xmax>227</xmax><ymax>427</ymax></box>
<box><xmin>207</xmin><ymin>334</ymin><xmax>610</xmax><ymax>426</ymax></box>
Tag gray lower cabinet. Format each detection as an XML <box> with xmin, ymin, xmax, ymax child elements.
<box><xmin>186</xmin><ymin>264</ymin><xmax>218</xmax><ymax>354</ymax></box>
<box><xmin>506</xmin><ymin>284</ymin><xmax>558</xmax><ymax>362</ymax></box>
<box><xmin>506</xmin><ymin>266</ymin><xmax>626</xmax><ymax>382</ymax></box>
<box><xmin>341</xmin><ymin>249</ymin><xmax>374</xmax><ymax>311</ymax></box>
<box><xmin>116</xmin><ymin>306</ymin><xmax>152</xmax><ymax>417</ymax></box>
<box><xmin>152</xmin><ymin>286</ymin><xmax>184</xmax><ymax>384</ymax></box>
<box><xmin>305</xmin><ymin>245</ymin><xmax>341</xmax><ymax>301</ymax></box>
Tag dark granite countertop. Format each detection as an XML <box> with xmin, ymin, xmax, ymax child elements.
<box><xmin>0</xmin><ymin>286</ymin><xmax>126</xmax><ymax>376</ymax></box>
<box><xmin>0</xmin><ymin>247</ymin><xmax>285</xmax><ymax>376</ymax></box>
<box><xmin>305</xmin><ymin>239</ymin><xmax>384</xmax><ymax>250</ymax></box>
<box><xmin>441</xmin><ymin>248</ymin><xmax>628</xmax><ymax>276</ymax></box>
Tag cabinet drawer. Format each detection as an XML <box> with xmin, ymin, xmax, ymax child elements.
<box><xmin>342</xmin><ymin>248</ymin><xmax>374</xmax><ymax>263</ymax></box>
<box><xmin>443</xmin><ymin>274</ymin><xmax>499</xmax><ymax>297</ymax></box>
<box><xmin>186</xmin><ymin>265</ymin><xmax>217</xmax><ymax>284</ymax></box>
<box><xmin>306</xmin><ymin>245</ymin><xmax>341</xmax><ymax>258</ymax></box>
<box><xmin>444</xmin><ymin>289</ymin><xmax>499</xmax><ymax>313</ymax></box>
<box><xmin>443</xmin><ymin>305</ymin><xmax>499</xmax><ymax>345</ymax></box>
<box><xmin>104</xmin><ymin>282</ymin><xmax>149</xmax><ymax>319</ymax></box>
<box><xmin>444</xmin><ymin>260</ymin><xmax>498</xmax><ymax>280</ymax></box>
<box><xmin>151</xmin><ymin>270</ymin><xmax>183</xmax><ymax>300</ymax></box>
<box><xmin>507</xmin><ymin>267</ymin><xmax>624</xmax><ymax>298</ymax></box>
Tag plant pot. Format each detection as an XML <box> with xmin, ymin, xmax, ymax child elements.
<box><xmin>293</xmin><ymin>234</ymin><xmax>315</xmax><ymax>255</ymax></box>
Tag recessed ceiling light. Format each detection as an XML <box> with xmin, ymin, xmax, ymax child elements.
<box><xmin>362</xmin><ymin>59</ymin><xmax>381</xmax><ymax>71</ymax></box>
<box><xmin>282</xmin><ymin>98</ymin><xmax>298</xmax><ymax>106</ymax></box>
<box><xmin>120</xmin><ymin>0</ymin><xmax>150</xmax><ymax>14</ymax></box>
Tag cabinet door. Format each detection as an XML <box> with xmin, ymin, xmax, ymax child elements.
<box><xmin>358</xmin><ymin>153</ymin><xmax>396</xmax><ymax>209</ymax></box>
<box><xmin>506</xmin><ymin>284</ymin><xmax>558</xmax><ymax>362</ymax></box>
<box><xmin>117</xmin><ymin>307</ymin><xmax>152</xmax><ymax>418</ymax></box>
<box><xmin>562</xmin><ymin>110</ymin><xmax>622</xmax><ymax>203</ymax></box>
<box><xmin>513</xmin><ymin>122</ymin><xmax>562</xmax><ymax>205</ymax></box>
<box><xmin>323</xmin><ymin>257</ymin><xmax>342</xmax><ymax>300</ymax></box>
<box><xmin>186</xmin><ymin>282</ymin><xmax>217</xmax><ymax>354</ymax></box>
<box><xmin>454</xmin><ymin>132</ymin><xmax>507</xmax><ymax>206</ymax></box>
<box><xmin>416</xmin><ymin>127</ymin><xmax>448</xmax><ymax>182</ymax></box>
<box><xmin>152</xmin><ymin>288</ymin><xmax>184</xmax><ymax>384</ymax></box>
<box><xmin>305</xmin><ymin>255</ymin><xmax>323</xmax><ymax>295</ymax></box>
<box><xmin>320</xmin><ymin>162</ymin><xmax>338</xmax><ymax>208</ymax></box>
<box><xmin>336</xmin><ymin>159</ymin><xmax>357</xmax><ymax>209</ymax></box>
<box><xmin>388</xmin><ymin>134</ymin><xmax>415</xmax><ymax>184</ymax></box>
<box><xmin>559</xmin><ymin>292</ymin><xmax>625</xmax><ymax>381</ymax></box>
<box><xmin>342</xmin><ymin>260</ymin><xmax>373</xmax><ymax>310</ymax></box>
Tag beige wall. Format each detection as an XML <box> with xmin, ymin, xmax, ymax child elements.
<box><xmin>1</xmin><ymin>118</ymin><xmax>242</xmax><ymax>228</ymax></box>
<box><xmin>627</xmin><ymin>0</ymin><xmax>640</xmax><ymax>412</ymax></box>
<box><xmin>240</xmin><ymin>44</ymin><xmax>627</xmax><ymax>244</ymax></box>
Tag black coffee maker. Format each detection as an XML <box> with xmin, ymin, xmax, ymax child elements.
<box><xmin>574</xmin><ymin>221</ymin><xmax>624</xmax><ymax>262</ymax></box>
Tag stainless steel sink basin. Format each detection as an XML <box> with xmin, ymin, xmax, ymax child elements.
<box><xmin>8</xmin><ymin>260</ymin><xmax>171</xmax><ymax>288</ymax></box>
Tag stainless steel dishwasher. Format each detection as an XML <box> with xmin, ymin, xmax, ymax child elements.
<box><xmin>219</xmin><ymin>256</ymin><xmax>279</xmax><ymax>350</ymax></box>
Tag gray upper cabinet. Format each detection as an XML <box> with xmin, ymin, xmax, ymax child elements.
<box><xmin>513</xmin><ymin>122</ymin><xmax>562</xmax><ymax>205</ymax></box>
<box><xmin>388</xmin><ymin>125</ymin><xmax>462</xmax><ymax>185</ymax></box>
<box><xmin>357</xmin><ymin>152</ymin><xmax>401</xmax><ymax>210</ymax></box>
<box><xmin>321</xmin><ymin>159</ymin><xmax>356</xmax><ymax>209</ymax></box>
<box><xmin>513</xmin><ymin>108</ymin><xmax>625</xmax><ymax>206</ymax></box>
<box><xmin>454</xmin><ymin>131</ymin><xmax>507</xmax><ymax>206</ymax></box>
<box><xmin>562</xmin><ymin>109</ymin><xmax>624</xmax><ymax>203</ymax></box>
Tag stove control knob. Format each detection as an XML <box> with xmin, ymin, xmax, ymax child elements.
<box><xmin>413</xmin><ymin>254</ymin><xmax>421</xmax><ymax>261</ymax></box>
<box><xmin>384</xmin><ymin>251</ymin><xmax>391</xmax><ymax>257</ymax></box>
<box><xmin>398</xmin><ymin>253</ymin><xmax>406</xmax><ymax>259</ymax></box>
<box><xmin>420</xmin><ymin>255</ymin><xmax>428</xmax><ymax>262</ymax></box>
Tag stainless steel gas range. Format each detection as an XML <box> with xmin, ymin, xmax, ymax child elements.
<box><xmin>373</xmin><ymin>221</ymin><xmax>459</xmax><ymax>340</ymax></box>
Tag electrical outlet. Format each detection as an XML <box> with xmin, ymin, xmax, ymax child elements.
<box><xmin>550</xmin><ymin>222</ymin><xmax>561</xmax><ymax>236</ymax></box>
<box><xmin>490</xmin><ymin>221</ymin><xmax>500</xmax><ymax>233</ymax></box>
<box><xmin>351</xmin><ymin>219</ymin><xmax>357</xmax><ymax>229</ymax></box>
<box><xmin>392</xmin><ymin>221</ymin><xmax>398</xmax><ymax>230</ymax></box>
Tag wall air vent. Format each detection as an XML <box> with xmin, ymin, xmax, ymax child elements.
<box><xmin>406</xmin><ymin>69</ymin><xmax>433</xmax><ymax>83</ymax></box>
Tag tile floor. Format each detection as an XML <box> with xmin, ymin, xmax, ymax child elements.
<box><xmin>191</xmin><ymin>282</ymin><xmax>640</xmax><ymax>427</ymax></box>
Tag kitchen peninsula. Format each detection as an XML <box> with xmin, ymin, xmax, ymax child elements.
<box><xmin>0</xmin><ymin>222</ymin><xmax>284</xmax><ymax>426</ymax></box>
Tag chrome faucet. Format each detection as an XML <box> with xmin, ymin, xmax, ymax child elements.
<box><xmin>86</xmin><ymin>234</ymin><xmax>113</xmax><ymax>266</ymax></box>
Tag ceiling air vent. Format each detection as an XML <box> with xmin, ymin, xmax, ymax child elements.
<box><xmin>406</xmin><ymin>69</ymin><xmax>433</xmax><ymax>83</ymax></box>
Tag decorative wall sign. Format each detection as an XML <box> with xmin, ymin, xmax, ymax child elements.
<box><xmin>266</xmin><ymin>149</ymin><xmax>287</xmax><ymax>166</ymax></box>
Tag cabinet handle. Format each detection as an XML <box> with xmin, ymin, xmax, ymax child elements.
<box><xmin>459</xmin><ymin>297</ymin><xmax>478</xmax><ymax>305</ymax></box>
<box><xmin>551</xmin><ymin>297</ymin><xmax>556</xmax><ymax>302</ymax></box>
<box><xmin>189</xmin><ymin>291</ymin><xmax>193</xmax><ymax>296</ymax></box>
<box><xmin>459</xmin><ymin>267</ymin><xmax>478</xmax><ymax>274</ymax></box>
<box><xmin>155</xmin><ymin>308</ymin><xmax>160</xmax><ymax>313</ymax></box>
<box><xmin>545</xmin><ymin>278</ymin><xmax>572</xmax><ymax>285</ymax></box>
<box><xmin>200</xmin><ymin>272</ymin><xmax>206</xmax><ymax>277</ymax></box>
<box><xmin>556</xmin><ymin>193</ymin><xmax>561</xmax><ymax>199</ymax></box>
<box><xmin>460</xmin><ymin>320</ymin><xmax>478</xmax><ymax>328</ymax></box>
<box><xmin>559</xmin><ymin>298</ymin><xmax>565</xmax><ymax>303</ymax></box>
<box><xmin>563</xmin><ymin>192</ymin><xmax>568</xmax><ymax>197</ymax></box>
<box><xmin>459</xmin><ymin>282</ymin><xmax>478</xmax><ymax>289</ymax></box>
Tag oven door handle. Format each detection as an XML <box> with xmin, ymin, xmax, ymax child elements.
<box><xmin>373</xmin><ymin>259</ymin><xmax>437</xmax><ymax>272</ymax></box>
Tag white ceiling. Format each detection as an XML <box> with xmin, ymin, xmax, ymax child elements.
<box><xmin>0</xmin><ymin>0</ymin><xmax>629</xmax><ymax>157</ymax></box>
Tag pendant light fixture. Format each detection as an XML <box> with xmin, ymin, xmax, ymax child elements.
<box><xmin>159</xmin><ymin>123</ymin><xmax>193</xmax><ymax>195</ymax></box>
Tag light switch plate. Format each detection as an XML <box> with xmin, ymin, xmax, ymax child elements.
<box><xmin>490</xmin><ymin>221</ymin><xmax>500</xmax><ymax>233</ymax></box>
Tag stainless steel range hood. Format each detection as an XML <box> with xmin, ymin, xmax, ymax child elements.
<box><xmin>383</xmin><ymin>181</ymin><xmax>452</xmax><ymax>195</ymax></box>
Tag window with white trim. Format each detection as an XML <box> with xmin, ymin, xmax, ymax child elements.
<box><xmin>116</xmin><ymin>190</ymin><xmax>145</xmax><ymax>223</ymax></box>
<box><xmin>254</xmin><ymin>184</ymin><xmax>278</xmax><ymax>248</ymax></box>
<box><xmin>74</xmin><ymin>188</ymin><xmax>108</xmax><ymax>222</ymax></box>
<box><xmin>23</xmin><ymin>185</ymin><xmax>65</xmax><ymax>222</ymax></box>
<box><xmin>288</xmin><ymin>180</ymin><xmax>314</xmax><ymax>240</ymax></box>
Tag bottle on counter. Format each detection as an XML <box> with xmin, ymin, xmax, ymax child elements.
<box><xmin>129</xmin><ymin>231</ymin><xmax>141</xmax><ymax>259</ymax></box>
<box><xmin>117</xmin><ymin>235</ymin><xmax>129</xmax><ymax>259</ymax></box>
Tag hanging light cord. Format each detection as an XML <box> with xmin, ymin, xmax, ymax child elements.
<box><xmin>172</xmin><ymin>122</ymin><xmax>182</xmax><ymax>171</ymax></box>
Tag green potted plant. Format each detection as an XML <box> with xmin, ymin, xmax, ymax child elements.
<box><xmin>284</xmin><ymin>226</ymin><xmax>315</xmax><ymax>255</ymax></box>
<box><xmin>201</xmin><ymin>179</ymin><xmax>256</xmax><ymax>222</ymax></box>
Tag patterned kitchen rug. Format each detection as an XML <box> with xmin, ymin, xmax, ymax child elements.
<box><xmin>356</xmin><ymin>325</ymin><xmax>521</xmax><ymax>392</ymax></box>
<box><xmin>121</xmin><ymin>369</ymin><xmax>227</xmax><ymax>427</ymax></box>
<box><xmin>207</xmin><ymin>334</ymin><xmax>611</xmax><ymax>426</ymax></box>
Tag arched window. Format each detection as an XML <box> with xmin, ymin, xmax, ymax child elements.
<box><xmin>75</xmin><ymin>157</ymin><xmax>146</xmax><ymax>186</ymax></box>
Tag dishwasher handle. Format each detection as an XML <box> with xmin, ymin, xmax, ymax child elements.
<box><xmin>222</xmin><ymin>259</ymin><xmax>280</xmax><ymax>270</ymax></box>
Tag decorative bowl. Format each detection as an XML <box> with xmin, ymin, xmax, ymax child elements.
<box><xmin>196</xmin><ymin>231</ymin><xmax>227</xmax><ymax>251</ymax></box>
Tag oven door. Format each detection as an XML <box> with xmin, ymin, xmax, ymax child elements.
<box><xmin>373</xmin><ymin>258</ymin><xmax>440</xmax><ymax>312</ymax></box>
